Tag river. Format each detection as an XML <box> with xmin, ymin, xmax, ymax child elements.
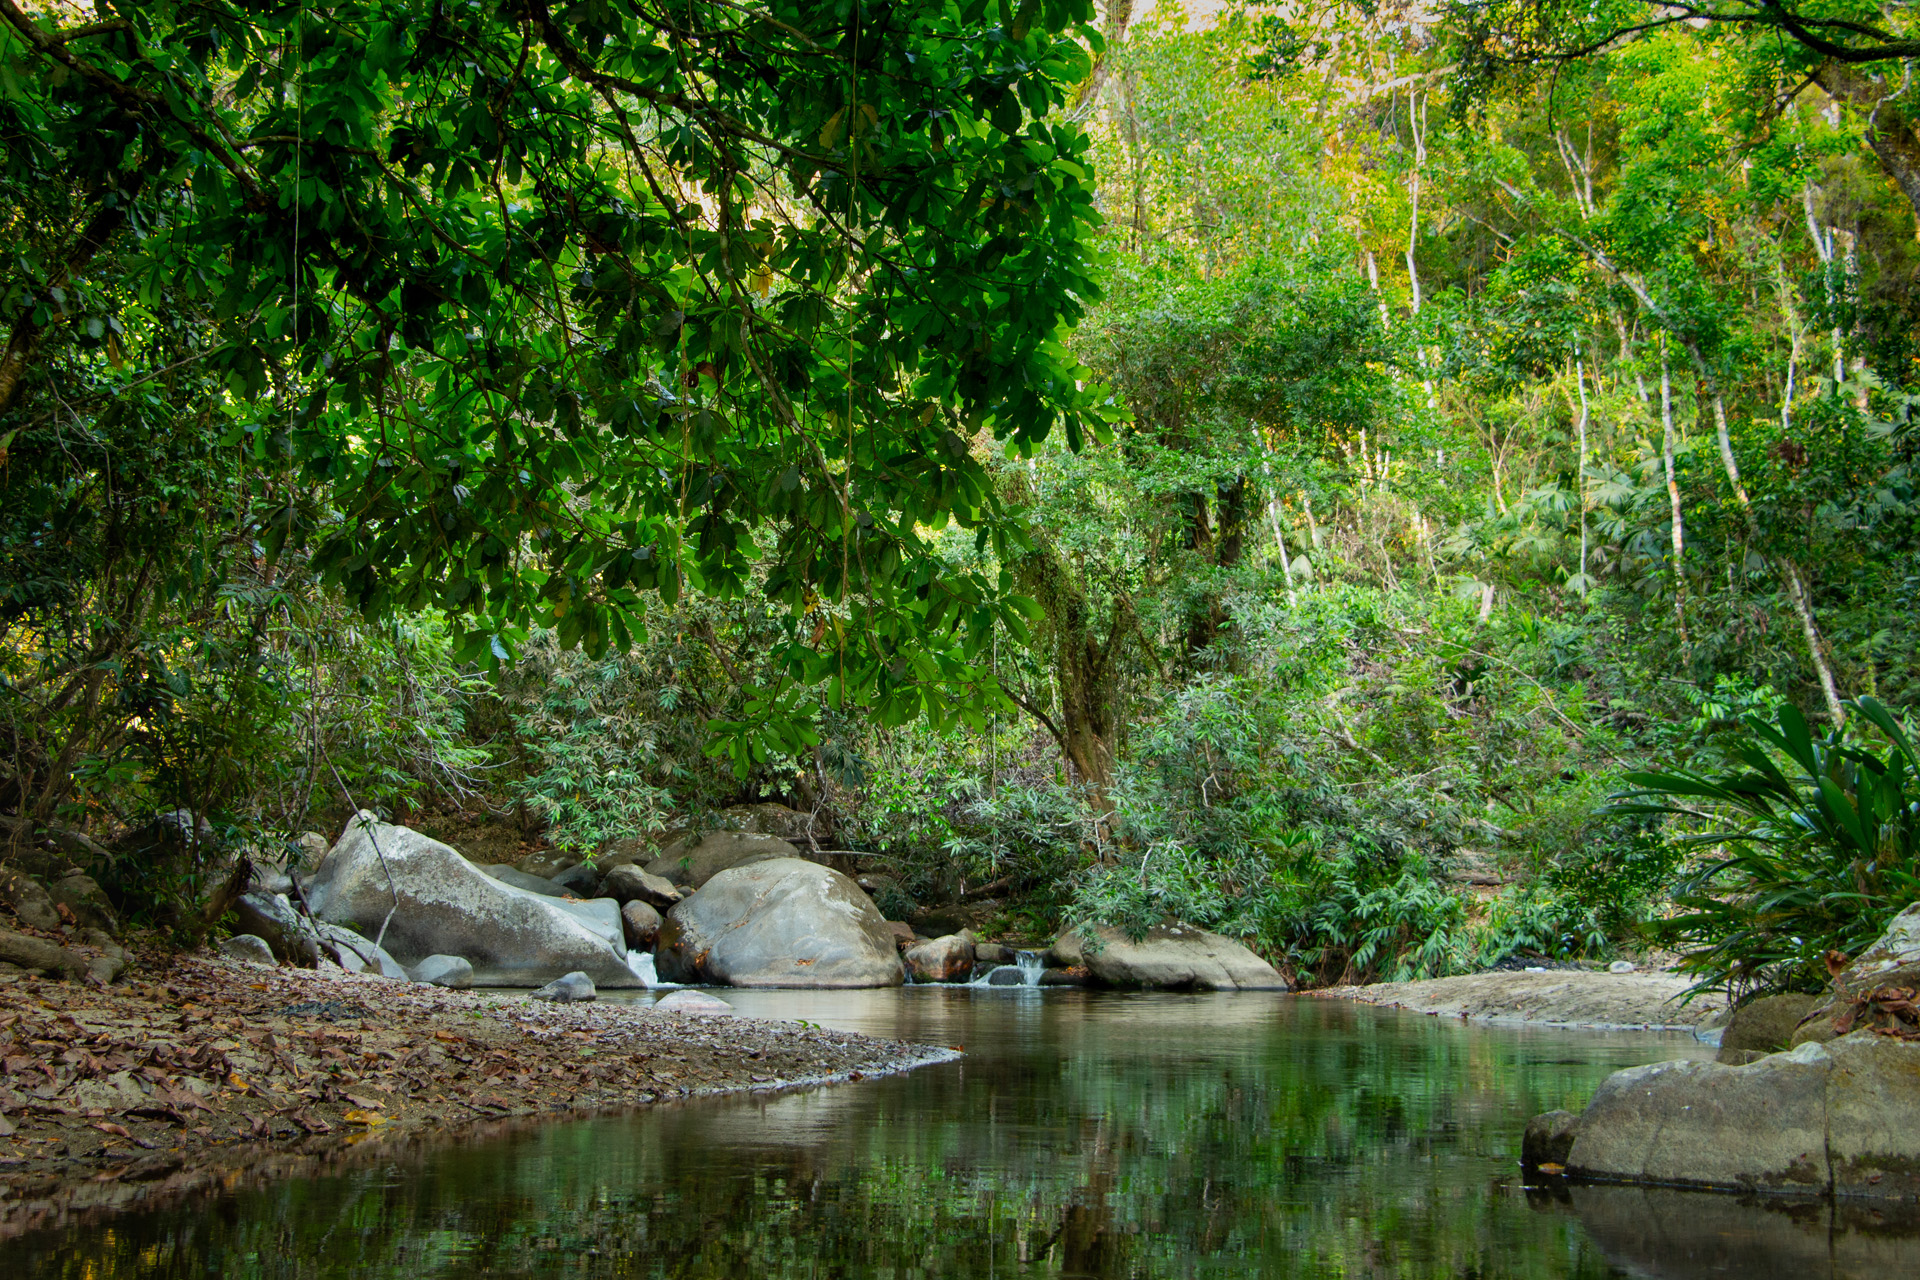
<box><xmin>7</xmin><ymin>986</ymin><xmax>1917</xmax><ymax>1277</ymax></box>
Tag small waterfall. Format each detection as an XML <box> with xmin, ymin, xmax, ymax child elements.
<box><xmin>971</xmin><ymin>952</ymin><xmax>1046</xmax><ymax>988</ymax></box>
<box><xmin>627</xmin><ymin>950</ymin><xmax>659</xmax><ymax>988</ymax></box>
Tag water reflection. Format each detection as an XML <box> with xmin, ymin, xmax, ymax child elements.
<box><xmin>8</xmin><ymin>988</ymin><xmax>1913</xmax><ymax>1278</ymax></box>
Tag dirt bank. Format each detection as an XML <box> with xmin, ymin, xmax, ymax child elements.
<box><xmin>1320</xmin><ymin>969</ymin><xmax>1729</xmax><ymax>1031</ymax></box>
<box><xmin>0</xmin><ymin>955</ymin><xmax>954</xmax><ymax>1236</ymax></box>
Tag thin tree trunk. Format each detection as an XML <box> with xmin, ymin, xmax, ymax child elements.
<box><xmin>1573</xmin><ymin>347</ymin><xmax>1591</xmax><ymax>589</ymax></box>
<box><xmin>1658</xmin><ymin>339</ymin><xmax>1690</xmax><ymax>654</ymax></box>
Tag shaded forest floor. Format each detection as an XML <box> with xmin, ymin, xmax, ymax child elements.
<box><xmin>0</xmin><ymin>955</ymin><xmax>954</xmax><ymax>1237</ymax></box>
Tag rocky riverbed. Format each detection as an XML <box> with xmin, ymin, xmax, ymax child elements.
<box><xmin>0</xmin><ymin>954</ymin><xmax>955</xmax><ymax>1237</ymax></box>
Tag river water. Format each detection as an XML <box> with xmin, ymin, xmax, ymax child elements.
<box><xmin>8</xmin><ymin>987</ymin><xmax>1919</xmax><ymax>1277</ymax></box>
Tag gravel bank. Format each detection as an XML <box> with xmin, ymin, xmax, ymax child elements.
<box><xmin>0</xmin><ymin>955</ymin><xmax>954</xmax><ymax>1236</ymax></box>
<box><xmin>1319</xmin><ymin>969</ymin><xmax>1729</xmax><ymax>1031</ymax></box>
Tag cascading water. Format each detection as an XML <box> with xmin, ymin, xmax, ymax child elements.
<box><xmin>627</xmin><ymin>950</ymin><xmax>660</xmax><ymax>987</ymax></box>
<box><xmin>970</xmin><ymin>951</ymin><xmax>1045</xmax><ymax>988</ymax></box>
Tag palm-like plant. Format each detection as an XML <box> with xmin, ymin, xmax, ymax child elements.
<box><xmin>1612</xmin><ymin>698</ymin><xmax>1920</xmax><ymax>997</ymax></box>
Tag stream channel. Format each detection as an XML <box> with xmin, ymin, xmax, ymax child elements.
<box><xmin>9</xmin><ymin>986</ymin><xmax>1920</xmax><ymax>1278</ymax></box>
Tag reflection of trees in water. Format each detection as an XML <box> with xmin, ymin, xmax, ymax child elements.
<box><xmin>10</xmin><ymin>997</ymin><xmax>1704</xmax><ymax>1278</ymax></box>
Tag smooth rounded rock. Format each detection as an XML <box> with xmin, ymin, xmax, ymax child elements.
<box><xmin>656</xmin><ymin>858</ymin><xmax>903</xmax><ymax>988</ymax></box>
<box><xmin>218</xmin><ymin>934</ymin><xmax>277</xmax><ymax>966</ymax></box>
<box><xmin>1050</xmin><ymin>923</ymin><xmax>1290</xmax><ymax>991</ymax></box>
<box><xmin>410</xmin><ymin>954</ymin><xmax>474</xmax><ymax>988</ymax></box>
<box><xmin>621</xmin><ymin>899</ymin><xmax>662</xmax><ymax>950</ymax></box>
<box><xmin>653</xmin><ymin>989</ymin><xmax>733</xmax><ymax>1015</ymax></box>
<box><xmin>552</xmin><ymin>863</ymin><xmax>601</xmax><ymax>896</ymax></box>
<box><xmin>1607</xmin><ymin>960</ymin><xmax>1637</xmax><ymax>974</ymax></box>
<box><xmin>531</xmin><ymin>971</ymin><xmax>597</xmax><ymax>1002</ymax></box>
<box><xmin>905</xmin><ymin>934</ymin><xmax>974</xmax><ymax>983</ymax></box>
<box><xmin>483</xmin><ymin>865</ymin><xmax>571</xmax><ymax>898</ymax></box>
<box><xmin>1718</xmin><ymin>992</ymin><xmax>1820</xmax><ymax>1064</ymax></box>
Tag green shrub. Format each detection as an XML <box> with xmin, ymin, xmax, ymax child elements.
<box><xmin>1615</xmin><ymin>697</ymin><xmax>1920</xmax><ymax>997</ymax></box>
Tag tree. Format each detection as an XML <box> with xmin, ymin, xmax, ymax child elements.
<box><xmin>0</xmin><ymin>0</ymin><xmax>1119</xmax><ymax>769</ymax></box>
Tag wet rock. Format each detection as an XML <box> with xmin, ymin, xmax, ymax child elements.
<box><xmin>483</xmin><ymin>865</ymin><xmax>571</xmax><ymax>898</ymax></box>
<box><xmin>1522</xmin><ymin>1109</ymin><xmax>1580</xmax><ymax>1171</ymax></box>
<box><xmin>599</xmin><ymin>864</ymin><xmax>682</xmax><ymax>910</ymax></box>
<box><xmin>984</xmin><ymin>966</ymin><xmax>1031</xmax><ymax>986</ymax></box>
<box><xmin>645</xmin><ymin>831</ymin><xmax>800</xmax><ymax>891</ymax></box>
<box><xmin>974</xmin><ymin>942</ymin><xmax>1014</xmax><ymax>966</ymax></box>
<box><xmin>657</xmin><ymin>858</ymin><xmax>904</xmax><ymax>988</ymax></box>
<box><xmin>905</xmin><ymin>934</ymin><xmax>975</xmax><ymax>983</ymax></box>
<box><xmin>1040</xmin><ymin>967</ymin><xmax>1090</xmax><ymax>986</ymax></box>
<box><xmin>1717</xmin><ymin>993</ymin><xmax>1820</xmax><ymax>1064</ymax></box>
<box><xmin>410</xmin><ymin>955</ymin><xmax>474</xmax><ymax>988</ymax></box>
<box><xmin>653</xmin><ymin>989</ymin><xmax>732</xmax><ymax>1015</ymax></box>
<box><xmin>531</xmin><ymin>971</ymin><xmax>597</xmax><ymax>1003</ymax></box>
<box><xmin>306</xmin><ymin>813</ymin><xmax>635</xmax><ymax>988</ymax></box>
<box><xmin>219</xmin><ymin>934</ymin><xmax>278</xmax><ymax>966</ymax></box>
<box><xmin>620</xmin><ymin>900</ymin><xmax>662</xmax><ymax>950</ymax></box>
<box><xmin>1050</xmin><ymin>923</ymin><xmax>1290</xmax><ymax>991</ymax></box>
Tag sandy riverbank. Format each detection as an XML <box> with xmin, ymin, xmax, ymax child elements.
<box><xmin>0</xmin><ymin>954</ymin><xmax>955</xmax><ymax>1236</ymax></box>
<box><xmin>1318</xmin><ymin>969</ymin><xmax>1729</xmax><ymax>1031</ymax></box>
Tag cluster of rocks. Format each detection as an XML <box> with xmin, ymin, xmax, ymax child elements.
<box><xmin>213</xmin><ymin>808</ymin><xmax>1297</xmax><ymax>998</ymax></box>
<box><xmin>896</xmin><ymin>921</ymin><xmax>1291</xmax><ymax>991</ymax></box>
<box><xmin>1527</xmin><ymin>903</ymin><xmax>1920</xmax><ymax>1201</ymax></box>
<box><xmin>224</xmin><ymin>812</ymin><xmax>906</xmax><ymax>996</ymax></box>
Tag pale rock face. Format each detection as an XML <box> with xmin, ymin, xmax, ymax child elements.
<box><xmin>653</xmin><ymin>989</ymin><xmax>733</xmax><ymax>1015</ymax></box>
<box><xmin>599</xmin><ymin>865</ymin><xmax>682</xmax><ymax>910</ymax></box>
<box><xmin>1050</xmin><ymin>923</ymin><xmax>1290</xmax><ymax>991</ymax></box>
<box><xmin>306</xmin><ymin>813</ymin><xmax>636</xmax><ymax>988</ymax></box>
<box><xmin>656</xmin><ymin>858</ymin><xmax>903</xmax><ymax>988</ymax></box>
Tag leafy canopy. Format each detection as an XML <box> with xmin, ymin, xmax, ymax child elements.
<box><xmin>0</xmin><ymin>0</ymin><xmax>1119</xmax><ymax>764</ymax></box>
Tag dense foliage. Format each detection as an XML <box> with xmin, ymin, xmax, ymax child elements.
<box><xmin>8</xmin><ymin>0</ymin><xmax>1920</xmax><ymax>989</ymax></box>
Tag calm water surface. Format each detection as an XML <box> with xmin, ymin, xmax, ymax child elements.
<box><xmin>8</xmin><ymin>987</ymin><xmax>1917</xmax><ymax>1278</ymax></box>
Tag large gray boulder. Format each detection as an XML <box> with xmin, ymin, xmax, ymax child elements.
<box><xmin>219</xmin><ymin>934</ymin><xmax>277</xmax><ymax>966</ymax></box>
<box><xmin>315</xmin><ymin>922</ymin><xmax>409</xmax><ymax>979</ymax></box>
<box><xmin>483</xmin><ymin>864</ymin><xmax>571</xmax><ymax>898</ymax></box>
<box><xmin>410</xmin><ymin>954</ymin><xmax>474</xmax><ymax>988</ymax></box>
<box><xmin>1554</xmin><ymin>1032</ymin><xmax>1920</xmax><ymax>1198</ymax></box>
<box><xmin>1050</xmin><ymin>923</ymin><xmax>1290</xmax><ymax>991</ymax></box>
<box><xmin>656</xmin><ymin>858</ymin><xmax>903</xmax><ymax>988</ymax></box>
<box><xmin>305</xmin><ymin>813</ymin><xmax>636</xmax><ymax>988</ymax></box>
<box><xmin>645</xmin><ymin>831</ymin><xmax>800</xmax><ymax>890</ymax></box>
<box><xmin>621</xmin><ymin>900</ymin><xmax>662</xmax><ymax>950</ymax></box>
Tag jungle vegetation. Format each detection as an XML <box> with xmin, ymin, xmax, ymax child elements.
<box><xmin>6</xmin><ymin>0</ymin><xmax>1920</xmax><ymax>995</ymax></box>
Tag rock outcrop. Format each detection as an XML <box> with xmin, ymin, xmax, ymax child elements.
<box><xmin>620</xmin><ymin>900</ymin><xmax>661</xmax><ymax>950</ymax></box>
<box><xmin>1049</xmin><ymin>923</ymin><xmax>1290</xmax><ymax>991</ymax></box>
<box><xmin>483</xmin><ymin>865</ymin><xmax>571</xmax><ymax>898</ymax></box>
<box><xmin>656</xmin><ymin>858</ymin><xmax>903</xmax><ymax>988</ymax></box>
<box><xmin>1550</xmin><ymin>1033</ymin><xmax>1920</xmax><ymax>1197</ymax></box>
<box><xmin>306</xmin><ymin>814</ymin><xmax>636</xmax><ymax>988</ymax></box>
<box><xmin>1793</xmin><ymin>902</ymin><xmax>1920</xmax><ymax>1047</ymax></box>
<box><xmin>644</xmin><ymin>831</ymin><xmax>800</xmax><ymax>891</ymax></box>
